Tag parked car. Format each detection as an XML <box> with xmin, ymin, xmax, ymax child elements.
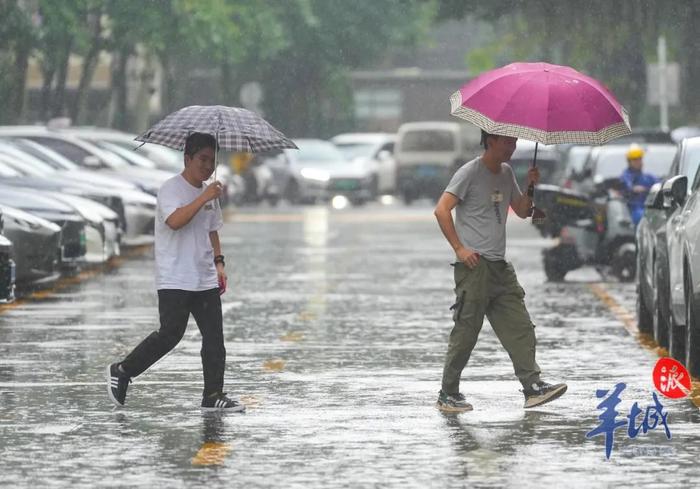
<box><xmin>671</xmin><ymin>126</ymin><xmax>700</xmax><ymax>143</ymax></box>
<box><xmin>574</xmin><ymin>143</ymin><xmax>677</xmax><ymax>197</ymax></box>
<box><xmin>556</xmin><ymin>145</ymin><xmax>592</xmax><ymax>189</ymax></box>
<box><xmin>331</xmin><ymin>133</ymin><xmax>396</xmax><ymax>195</ymax></box>
<box><xmin>507</xmin><ymin>140</ymin><xmax>561</xmax><ymax>189</ymax></box>
<box><xmin>636</xmin><ymin>136</ymin><xmax>700</xmax><ymax>351</ymax></box>
<box><xmin>58</xmin><ymin>127</ymin><xmax>239</xmax><ymax>206</ymax></box>
<box><xmin>635</xmin><ymin>183</ymin><xmax>670</xmax><ymax>345</ymax></box>
<box><xmin>0</xmin><ymin>155</ymin><xmax>118</xmax><ymax>264</ymax></box>
<box><xmin>0</xmin><ymin>138</ymin><xmax>156</xmax><ymax>245</ymax></box>
<box><xmin>1</xmin><ymin>205</ymin><xmax>62</xmax><ymax>285</ymax></box>
<box><xmin>394</xmin><ymin>121</ymin><xmax>481</xmax><ymax>203</ymax></box>
<box><xmin>0</xmin><ymin>126</ymin><xmax>165</xmax><ymax>196</ymax></box>
<box><xmin>611</xmin><ymin>128</ymin><xmax>674</xmax><ymax>144</ymax></box>
<box><xmin>0</xmin><ymin>220</ymin><xmax>15</xmax><ymax>302</ymax></box>
<box><xmin>46</xmin><ymin>192</ymin><xmax>121</xmax><ymax>263</ymax></box>
<box><xmin>250</xmin><ymin>150</ymin><xmax>294</xmax><ymax>204</ymax></box>
<box><xmin>0</xmin><ymin>186</ymin><xmax>87</xmax><ymax>270</ymax></box>
<box><xmin>282</xmin><ymin>139</ymin><xmax>374</xmax><ymax>205</ymax></box>
<box><xmin>665</xmin><ymin>171</ymin><xmax>700</xmax><ymax>377</ymax></box>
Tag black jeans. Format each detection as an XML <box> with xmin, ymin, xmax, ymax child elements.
<box><xmin>120</xmin><ymin>288</ymin><xmax>225</xmax><ymax>397</ymax></box>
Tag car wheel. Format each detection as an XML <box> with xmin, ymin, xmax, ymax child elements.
<box><xmin>543</xmin><ymin>250</ymin><xmax>567</xmax><ymax>282</ymax></box>
<box><xmin>668</xmin><ymin>307</ymin><xmax>686</xmax><ymax>361</ymax></box>
<box><xmin>636</xmin><ymin>286</ymin><xmax>653</xmax><ymax>334</ymax></box>
<box><xmin>685</xmin><ymin>275</ymin><xmax>700</xmax><ymax>377</ymax></box>
<box><xmin>285</xmin><ymin>179</ymin><xmax>300</xmax><ymax>205</ymax></box>
<box><xmin>612</xmin><ymin>244</ymin><xmax>636</xmax><ymax>282</ymax></box>
<box><xmin>652</xmin><ymin>265</ymin><xmax>669</xmax><ymax>348</ymax></box>
<box><xmin>370</xmin><ymin>175</ymin><xmax>379</xmax><ymax>198</ymax></box>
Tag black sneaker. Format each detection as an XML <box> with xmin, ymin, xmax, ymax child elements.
<box><xmin>106</xmin><ymin>363</ymin><xmax>131</xmax><ymax>407</ymax></box>
<box><xmin>201</xmin><ymin>392</ymin><xmax>246</xmax><ymax>412</ymax></box>
<box><xmin>523</xmin><ymin>381</ymin><xmax>567</xmax><ymax>408</ymax></box>
<box><xmin>436</xmin><ymin>390</ymin><xmax>473</xmax><ymax>412</ymax></box>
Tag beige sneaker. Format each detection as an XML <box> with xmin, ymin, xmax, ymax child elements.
<box><xmin>523</xmin><ymin>381</ymin><xmax>567</xmax><ymax>408</ymax></box>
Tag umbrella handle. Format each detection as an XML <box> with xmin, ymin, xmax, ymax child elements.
<box><xmin>527</xmin><ymin>142</ymin><xmax>546</xmax><ymax>223</ymax></box>
<box><xmin>527</xmin><ymin>142</ymin><xmax>538</xmax><ymax>199</ymax></box>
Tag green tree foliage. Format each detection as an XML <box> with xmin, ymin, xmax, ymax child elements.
<box><xmin>0</xmin><ymin>0</ymin><xmax>433</xmax><ymax>133</ymax></box>
<box><xmin>438</xmin><ymin>0</ymin><xmax>700</xmax><ymax>126</ymax></box>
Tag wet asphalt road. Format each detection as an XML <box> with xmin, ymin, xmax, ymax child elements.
<box><xmin>1</xmin><ymin>201</ymin><xmax>699</xmax><ymax>488</ymax></box>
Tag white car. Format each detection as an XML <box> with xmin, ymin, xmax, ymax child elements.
<box><xmin>331</xmin><ymin>133</ymin><xmax>396</xmax><ymax>195</ymax></box>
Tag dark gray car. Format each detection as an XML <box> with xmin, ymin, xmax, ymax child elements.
<box><xmin>0</xmin><ymin>223</ymin><xmax>15</xmax><ymax>302</ymax></box>
<box><xmin>0</xmin><ymin>187</ymin><xmax>87</xmax><ymax>271</ymax></box>
<box><xmin>636</xmin><ymin>137</ymin><xmax>700</xmax><ymax>358</ymax></box>
<box><xmin>1</xmin><ymin>205</ymin><xmax>61</xmax><ymax>285</ymax></box>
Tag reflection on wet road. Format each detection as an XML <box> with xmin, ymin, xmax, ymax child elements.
<box><xmin>1</xmin><ymin>204</ymin><xmax>698</xmax><ymax>488</ymax></box>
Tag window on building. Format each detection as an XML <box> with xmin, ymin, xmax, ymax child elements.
<box><xmin>354</xmin><ymin>89</ymin><xmax>402</xmax><ymax>120</ymax></box>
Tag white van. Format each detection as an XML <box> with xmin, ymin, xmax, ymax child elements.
<box><xmin>394</xmin><ymin>121</ymin><xmax>481</xmax><ymax>203</ymax></box>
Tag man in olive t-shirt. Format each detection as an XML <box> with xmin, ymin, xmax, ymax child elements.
<box><xmin>434</xmin><ymin>130</ymin><xmax>567</xmax><ymax>412</ymax></box>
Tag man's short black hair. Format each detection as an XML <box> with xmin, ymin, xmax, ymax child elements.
<box><xmin>184</xmin><ymin>132</ymin><xmax>218</xmax><ymax>157</ymax></box>
<box><xmin>481</xmin><ymin>130</ymin><xmax>495</xmax><ymax>149</ymax></box>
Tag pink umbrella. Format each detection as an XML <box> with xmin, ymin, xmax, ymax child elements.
<box><xmin>450</xmin><ymin>62</ymin><xmax>631</xmax><ymax>145</ymax></box>
<box><xmin>450</xmin><ymin>62</ymin><xmax>632</xmax><ymax>222</ymax></box>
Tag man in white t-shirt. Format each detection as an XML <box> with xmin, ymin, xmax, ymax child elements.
<box><xmin>107</xmin><ymin>132</ymin><xmax>244</xmax><ymax>411</ymax></box>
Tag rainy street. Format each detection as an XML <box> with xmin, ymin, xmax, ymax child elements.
<box><xmin>1</xmin><ymin>202</ymin><xmax>699</xmax><ymax>488</ymax></box>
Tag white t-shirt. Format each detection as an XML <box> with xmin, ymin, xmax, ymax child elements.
<box><xmin>155</xmin><ymin>174</ymin><xmax>223</xmax><ymax>291</ymax></box>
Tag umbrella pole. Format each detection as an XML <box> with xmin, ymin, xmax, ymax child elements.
<box><xmin>214</xmin><ymin>130</ymin><xmax>219</xmax><ymax>182</ymax></box>
<box><xmin>527</xmin><ymin>142</ymin><xmax>546</xmax><ymax>223</ymax></box>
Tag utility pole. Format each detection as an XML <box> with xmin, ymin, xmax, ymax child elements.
<box><xmin>658</xmin><ymin>36</ymin><xmax>669</xmax><ymax>132</ymax></box>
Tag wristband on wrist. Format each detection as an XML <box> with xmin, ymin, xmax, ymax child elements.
<box><xmin>214</xmin><ymin>255</ymin><xmax>225</xmax><ymax>266</ymax></box>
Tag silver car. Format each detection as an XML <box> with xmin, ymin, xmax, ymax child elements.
<box><xmin>665</xmin><ymin>170</ymin><xmax>700</xmax><ymax>377</ymax></box>
<box><xmin>282</xmin><ymin>139</ymin><xmax>374</xmax><ymax>205</ymax></box>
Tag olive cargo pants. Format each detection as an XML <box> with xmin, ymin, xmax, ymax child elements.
<box><xmin>441</xmin><ymin>259</ymin><xmax>541</xmax><ymax>394</ymax></box>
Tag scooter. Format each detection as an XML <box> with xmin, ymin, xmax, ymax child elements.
<box><xmin>533</xmin><ymin>183</ymin><xmax>637</xmax><ymax>282</ymax></box>
<box><xmin>240</xmin><ymin>159</ymin><xmax>281</xmax><ymax>206</ymax></box>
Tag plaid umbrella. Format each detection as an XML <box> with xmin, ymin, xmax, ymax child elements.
<box><xmin>135</xmin><ymin>105</ymin><xmax>297</xmax><ymax>153</ymax></box>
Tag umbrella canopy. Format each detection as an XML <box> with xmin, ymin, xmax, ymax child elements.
<box><xmin>135</xmin><ymin>105</ymin><xmax>297</xmax><ymax>153</ymax></box>
<box><xmin>450</xmin><ymin>62</ymin><xmax>631</xmax><ymax>145</ymax></box>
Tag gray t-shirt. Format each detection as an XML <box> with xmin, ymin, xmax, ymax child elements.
<box><xmin>445</xmin><ymin>157</ymin><xmax>522</xmax><ymax>261</ymax></box>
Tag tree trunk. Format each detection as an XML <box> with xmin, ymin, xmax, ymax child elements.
<box><xmin>70</xmin><ymin>12</ymin><xmax>103</xmax><ymax>123</ymax></box>
<box><xmin>39</xmin><ymin>61</ymin><xmax>56</xmax><ymax>122</ymax></box>
<box><xmin>110</xmin><ymin>46</ymin><xmax>130</xmax><ymax>130</ymax></box>
<box><xmin>9</xmin><ymin>41</ymin><xmax>30</xmax><ymax>123</ymax></box>
<box><xmin>51</xmin><ymin>37</ymin><xmax>74</xmax><ymax>118</ymax></box>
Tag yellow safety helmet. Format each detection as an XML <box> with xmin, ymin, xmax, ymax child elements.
<box><xmin>626</xmin><ymin>144</ymin><xmax>645</xmax><ymax>160</ymax></box>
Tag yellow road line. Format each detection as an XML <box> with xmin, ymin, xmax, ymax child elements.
<box><xmin>191</xmin><ymin>442</ymin><xmax>232</xmax><ymax>466</ymax></box>
<box><xmin>588</xmin><ymin>282</ymin><xmax>700</xmax><ymax>409</ymax></box>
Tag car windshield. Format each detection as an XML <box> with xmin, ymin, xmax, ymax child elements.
<box><xmin>335</xmin><ymin>143</ymin><xmax>376</xmax><ymax>160</ymax></box>
<box><xmin>97</xmin><ymin>141</ymin><xmax>157</xmax><ymax>169</ymax></box>
<box><xmin>295</xmin><ymin>141</ymin><xmax>346</xmax><ymax>163</ymax></box>
<box><xmin>11</xmin><ymin>138</ymin><xmax>79</xmax><ymax>170</ymax></box>
<box><xmin>0</xmin><ymin>145</ymin><xmax>57</xmax><ymax>176</ymax></box>
<box><xmin>401</xmin><ymin>130</ymin><xmax>455</xmax><ymax>152</ymax></box>
<box><xmin>595</xmin><ymin>146</ymin><xmax>677</xmax><ymax>179</ymax></box>
<box><xmin>566</xmin><ymin>146</ymin><xmax>591</xmax><ymax>174</ymax></box>
<box><xmin>682</xmin><ymin>143</ymin><xmax>700</xmax><ymax>186</ymax></box>
<box><xmin>509</xmin><ymin>158</ymin><xmax>558</xmax><ymax>186</ymax></box>
<box><xmin>0</xmin><ymin>158</ymin><xmax>23</xmax><ymax>178</ymax></box>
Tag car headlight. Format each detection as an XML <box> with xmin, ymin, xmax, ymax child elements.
<box><xmin>300</xmin><ymin>168</ymin><xmax>330</xmax><ymax>182</ymax></box>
